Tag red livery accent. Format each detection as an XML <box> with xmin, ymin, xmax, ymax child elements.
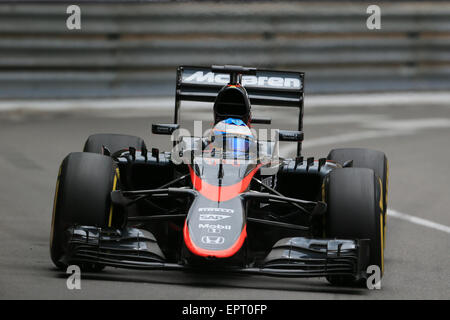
<box><xmin>183</xmin><ymin>221</ymin><xmax>247</xmax><ymax>258</ymax></box>
<box><xmin>188</xmin><ymin>164</ymin><xmax>261</xmax><ymax>202</ymax></box>
<box><xmin>184</xmin><ymin>164</ymin><xmax>259</xmax><ymax>257</ymax></box>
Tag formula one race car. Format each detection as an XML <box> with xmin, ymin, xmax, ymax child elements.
<box><xmin>50</xmin><ymin>65</ymin><xmax>388</xmax><ymax>286</ymax></box>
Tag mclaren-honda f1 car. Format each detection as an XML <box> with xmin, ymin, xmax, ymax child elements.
<box><xmin>50</xmin><ymin>65</ymin><xmax>389</xmax><ymax>286</ymax></box>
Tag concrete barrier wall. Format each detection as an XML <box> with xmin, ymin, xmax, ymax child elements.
<box><xmin>1</xmin><ymin>1</ymin><xmax>450</xmax><ymax>98</ymax></box>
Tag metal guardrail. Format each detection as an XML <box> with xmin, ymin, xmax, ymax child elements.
<box><xmin>1</xmin><ymin>2</ymin><xmax>450</xmax><ymax>98</ymax></box>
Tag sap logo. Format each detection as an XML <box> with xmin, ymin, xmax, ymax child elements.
<box><xmin>183</xmin><ymin>71</ymin><xmax>301</xmax><ymax>89</ymax></box>
<box><xmin>199</xmin><ymin>214</ymin><xmax>231</xmax><ymax>222</ymax></box>
<box><xmin>201</xmin><ymin>236</ymin><xmax>225</xmax><ymax>245</ymax></box>
<box><xmin>198</xmin><ymin>207</ymin><xmax>234</xmax><ymax>214</ymax></box>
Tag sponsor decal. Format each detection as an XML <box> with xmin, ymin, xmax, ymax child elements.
<box><xmin>199</xmin><ymin>223</ymin><xmax>231</xmax><ymax>234</ymax></box>
<box><xmin>199</xmin><ymin>214</ymin><xmax>231</xmax><ymax>222</ymax></box>
<box><xmin>199</xmin><ymin>207</ymin><xmax>234</xmax><ymax>213</ymax></box>
<box><xmin>183</xmin><ymin>71</ymin><xmax>301</xmax><ymax>89</ymax></box>
<box><xmin>198</xmin><ymin>208</ymin><xmax>233</xmax><ymax>222</ymax></box>
<box><xmin>201</xmin><ymin>235</ymin><xmax>225</xmax><ymax>245</ymax></box>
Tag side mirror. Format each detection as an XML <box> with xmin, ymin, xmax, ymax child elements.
<box><xmin>278</xmin><ymin>130</ymin><xmax>304</xmax><ymax>142</ymax></box>
<box><xmin>343</xmin><ymin>159</ymin><xmax>354</xmax><ymax>168</ymax></box>
<box><xmin>251</xmin><ymin>117</ymin><xmax>272</xmax><ymax>124</ymax></box>
<box><xmin>152</xmin><ymin>123</ymin><xmax>180</xmax><ymax>135</ymax></box>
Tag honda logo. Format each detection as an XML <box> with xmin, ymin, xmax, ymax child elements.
<box><xmin>201</xmin><ymin>236</ymin><xmax>225</xmax><ymax>245</ymax></box>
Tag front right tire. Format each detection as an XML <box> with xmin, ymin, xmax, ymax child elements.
<box><xmin>324</xmin><ymin>167</ymin><xmax>384</xmax><ymax>286</ymax></box>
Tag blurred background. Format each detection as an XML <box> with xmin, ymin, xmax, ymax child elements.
<box><xmin>0</xmin><ymin>1</ymin><xmax>449</xmax><ymax>300</ymax></box>
<box><xmin>1</xmin><ymin>1</ymin><xmax>450</xmax><ymax>98</ymax></box>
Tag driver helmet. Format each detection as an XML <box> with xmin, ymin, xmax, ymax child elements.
<box><xmin>212</xmin><ymin>118</ymin><xmax>254</xmax><ymax>155</ymax></box>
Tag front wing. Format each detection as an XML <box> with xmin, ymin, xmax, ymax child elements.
<box><xmin>60</xmin><ymin>225</ymin><xmax>370</xmax><ymax>279</ymax></box>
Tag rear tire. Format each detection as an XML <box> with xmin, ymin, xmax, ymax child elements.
<box><xmin>83</xmin><ymin>133</ymin><xmax>146</xmax><ymax>154</ymax></box>
<box><xmin>50</xmin><ymin>152</ymin><xmax>120</xmax><ymax>270</ymax></box>
<box><xmin>324</xmin><ymin>168</ymin><xmax>384</xmax><ymax>286</ymax></box>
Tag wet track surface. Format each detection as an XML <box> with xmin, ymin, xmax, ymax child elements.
<box><xmin>0</xmin><ymin>98</ymin><xmax>449</xmax><ymax>299</ymax></box>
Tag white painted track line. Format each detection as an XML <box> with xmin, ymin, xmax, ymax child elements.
<box><xmin>281</xmin><ymin>118</ymin><xmax>450</xmax><ymax>155</ymax></box>
<box><xmin>305</xmin><ymin>91</ymin><xmax>450</xmax><ymax>108</ymax></box>
<box><xmin>388</xmin><ymin>209</ymin><xmax>450</xmax><ymax>234</ymax></box>
<box><xmin>1</xmin><ymin>91</ymin><xmax>450</xmax><ymax>112</ymax></box>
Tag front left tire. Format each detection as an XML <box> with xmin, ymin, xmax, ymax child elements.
<box><xmin>50</xmin><ymin>152</ymin><xmax>120</xmax><ymax>270</ymax></box>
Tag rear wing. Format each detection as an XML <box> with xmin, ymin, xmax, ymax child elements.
<box><xmin>174</xmin><ymin>65</ymin><xmax>305</xmax><ymax>155</ymax></box>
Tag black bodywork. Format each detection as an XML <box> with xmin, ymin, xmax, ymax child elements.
<box><xmin>60</xmin><ymin>66</ymin><xmax>370</xmax><ymax>280</ymax></box>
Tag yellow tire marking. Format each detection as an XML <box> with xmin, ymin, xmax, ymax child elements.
<box><xmin>321</xmin><ymin>182</ymin><xmax>325</xmax><ymax>202</ymax></box>
<box><xmin>378</xmin><ymin>177</ymin><xmax>384</xmax><ymax>212</ymax></box>
<box><xmin>378</xmin><ymin>177</ymin><xmax>384</xmax><ymax>274</ymax></box>
<box><xmin>115</xmin><ymin>166</ymin><xmax>121</xmax><ymax>181</ymax></box>
<box><xmin>108</xmin><ymin>168</ymin><xmax>119</xmax><ymax>227</ymax></box>
<box><xmin>380</xmin><ymin>213</ymin><xmax>384</xmax><ymax>274</ymax></box>
<box><xmin>384</xmin><ymin>159</ymin><xmax>389</xmax><ymax>209</ymax></box>
<box><xmin>384</xmin><ymin>160</ymin><xmax>389</xmax><ymax>248</ymax></box>
<box><xmin>50</xmin><ymin>166</ymin><xmax>62</xmax><ymax>248</ymax></box>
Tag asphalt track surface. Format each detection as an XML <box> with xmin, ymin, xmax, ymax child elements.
<box><xmin>0</xmin><ymin>95</ymin><xmax>449</xmax><ymax>299</ymax></box>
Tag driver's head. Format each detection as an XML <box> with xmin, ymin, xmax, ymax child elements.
<box><xmin>211</xmin><ymin>118</ymin><xmax>254</xmax><ymax>155</ymax></box>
